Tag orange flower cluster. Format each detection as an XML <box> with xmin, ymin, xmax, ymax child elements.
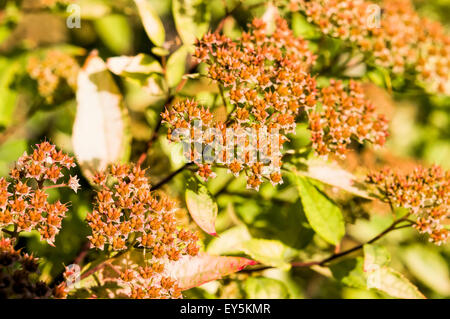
<box><xmin>116</xmin><ymin>260</ymin><xmax>184</xmax><ymax>299</ymax></box>
<box><xmin>367</xmin><ymin>165</ymin><xmax>449</xmax><ymax>245</ymax></box>
<box><xmin>291</xmin><ymin>0</ymin><xmax>450</xmax><ymax>95</ymax></box>
<box><xmin>163</xmin><ymin>17</ymin><xmax>388</xmax><ymax>189</ymax></box>
<box><xmin>0</xmin><ymin>237</ymin><xmax>66</xmax><ymax>298</ymax></box>
<box><xmin>0</xmin><ymin>142</ymin><xmax>78</xmax><ymax>245</ymax></box>
<box><xmin>86</xmin><ymin>164</ymin><xmax>199</xmax><ymax>298</ymax></box>
<box><xmin>196</xmin><ymin>18</ymin><xmax>317</xmax><ymax>130</ymax></box>
<box><xmin>27</xmin><ymin>50</ymin><xmax>79</xmax><ymax>103</ymax></box>
<box><xmin>309</xmin><ymin>80</ymin><xmax>389</xmax><ymax>157</ymax></box>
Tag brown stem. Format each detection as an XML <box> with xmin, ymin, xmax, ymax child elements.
<box><xmin>151</xmin><ymin>162</ymin><xmax>194</xmax><ymax>191</ymax></box>
<box><xmin>242</xmin><ymin>218</ymin><xmax>414</xmax><ymax>273</ymax></box>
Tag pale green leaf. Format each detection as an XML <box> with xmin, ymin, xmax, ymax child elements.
<box><xmin>241</xmin><ymin>239</ymin><xmax>295</xmax><ymax>270</ymax></box>
<box><xmin>166</xmin><ymin>45</ymin><xmax>189</xmax><ymax>88</ymax></box>
<box><xmin>244</xmin><ymin>277</ymin><xmax>289</xmax><ymax>299</ymax></box>
<box><xmin>134</xmin><ymin>0</ymin><xmax>165</xmax><ymax>47</ymax></box>
<box><xmin>186</xmin><ymin>177</ymin><xmax>218</xmax><ymax>236</ymax></box>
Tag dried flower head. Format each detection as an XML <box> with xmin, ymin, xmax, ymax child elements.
<box><xmin>27</xmin><ymin>50</ymin><xmax>80</xmax><ymax>103</ymax></box>
<box><xmin>0</xmin><ymin>237</ymin><xmax>65</xmax><ymax>298</ymax></box>
<box><xmin>0</xmin><ymin>142</ymin><xmax>78</xmax><ymax>245</ymax></box>
<box><xmin>367</xmin><ymin>165</ymin><xmax>449</xmax><ymax>245</ymax></box>
<box><xmin>291</xmin><ymin>0</ymin><xmax>450</xmax><ymax>95</ymax></box>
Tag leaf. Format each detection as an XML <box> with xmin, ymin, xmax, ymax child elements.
<box><xmin>244</xmin><ymin>277</ymin><xmax>289</xmax><ymax>299</ymax></box>
<box><xmin>107</xmin><ymin>54</ymin><xmax>163</xmax><ymax>76</ymax></box>
<box><xmin>185</xmin><ymin>177</ymin><xmax>218</xmax><ymax>236</ymax></box>
<box><xmin>134</xmin><ymin>0</ymin><xmax>165</xmax><ymax>47</ymax></box>
<box><xmin>166</xmin><ymin>45</ymin><xmax>189</xmax><ymax>88</ymax></box>
<box><xmin>292</xmin><ymin>12</ymin><xmax>320</xmax><ymax>39</ymax></box>
<box><xmin>301</xmin><ymin>159</ymin><xmax>373</xmax><ymax>199</ymax></box>
<box><xmin>207</xmin><ymin>225</ymin><xmax>251</xmax><ymax>255</ymax></box>
<box><xmin>401</xmin><ymin>245</ymin><xmax>450</xmax><ymax>295</ymax></box>
<box><xmin>94</xmin><ymin>14</ymin><xmax>133</xmax><ymax>55</ymax></box>
<box><xmin>368</xmin><ymin>267</ymin><xmax>426</xmax><ymax>299</ymax></box>
<box><xmin>166</xmin><ymin>253</ymin><xmax>257</xmax><ymax>290</ymax></box>
<box><xmin>363</xmin><ymin>244</ymin><xmax>426</xmax><ymax>299</ymax></box>
<box><xmin>241</xmin><ymin>239</ymin><xmax>295</xmax><ymax>270</ymax></box>
<box><xmin>296</xmin><ymin>175</ymin><xmax>345</xmax><ymax>245</ymax></box>
<box><xmin>330</xmin><ymin>258</ymin><xmax>367</xmax><ymax>289</ymax></box>
<box><xmin>172</xmin><ymin>0</ymin><xmax>211</xmax><ymax>45</ymax></box>
<box><xmin>0</xmin><ymin>57</ymin><xmax>20</xmax><ymax>127</ymax></box>
<box><xmin>363</xmin><ymin>244</ymin><xmax>391</xmax><ymax>271</ymax></box>
<box><xmin>72</xmin><ymin>51</ymin><xmax>130</xmax><ymax>180</ymax></box>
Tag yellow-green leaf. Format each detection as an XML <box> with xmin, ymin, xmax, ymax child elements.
<box><xmin>134</xmin><ymin>0</ymin><xmax>165</xmax><ymax>47</ymax></box>
<box><xmin>186</xmin><ymin>177</ymin><xmax>218</xmax><ymax>236</ymax></box>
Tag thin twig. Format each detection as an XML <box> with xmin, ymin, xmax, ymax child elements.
<box><xmin>151</xmin><ymin>162</ymin><xmax>194</xmax><ymax>191</ymax></box>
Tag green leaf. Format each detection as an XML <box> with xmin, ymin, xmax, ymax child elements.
<box><xmin>207</xmin><ymin>225</ymin><xmax>251</xmax><ymax>255</ymax></box>
<box><xmin>72</xmin><ymin>51</ymin><xmax>131</xmax><ymax>181</ymax></box>
<box><xmin>166</xmin><ymin>45</ymin><xmax>189</xmax><ymax>88</ymax></box>
<box><xmin>368</xmin><ymin>267</ymin><xmax>426</xmax><ymax>299</ymax></box>
<box><xmin>134</xmin><ymin>0</ymin><xmax>165</xmax><ymax>47</ymax></box>
<box><xmin>94</xmin><ymin>14</ymin><xmax>133</xmax><ymax>55</ymax></box>
<box><xmin>172</xmin><ymin>0</ymin><xmax>211</xmax><ymax>45</ymax></box>
<box><xmin>330</xmin><ymin>258</ymin><xmax>367</xmax><ymax>289</ymax></box>
<box><xmin>244</xmin><ymin>277</ymin><xmax>289</xmax><ymax>299</ymax></box>
<box><xmin>401</xmin><ymin>245</ymin><xmax>450</xmax><ymax>295</ymax></box>
<box><xmin>241</xmin><ymin>239</ymin><xmax>295</xmax><ymax>270</ymax></box>
<box><xmin>296</xmin><ymin>175</ymin><xmax>345</xmax><ymax>245</ymax></box>
<box><xmin>292</xmin><ymin>12</ymin><xmax>320</xmax><ymax>39</ymax></box>
<box><xmin>186</xmin><ymin>177</ymin><xmax>218</xmax><ymax>236</ymax></box>
<box><xmin>363</xmin><ymin>244</ymin><xmax>391</xmax><ymax>270</ymax></box>
<box><xmin>0</xmin><ymin>57</ymin><xmax>20</xmax><ymax>127</ymax></box>
<box><xmin>363</xmin><ymin>244</ymin><xmax>425</xmax><ymax>299</ymax></box>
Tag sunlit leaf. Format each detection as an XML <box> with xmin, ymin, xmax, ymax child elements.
<box><xmin>296</xmin><ymin>175</ymin><xmax>345</xmax><ymax>246</ymax></box>
<box><xmin>244</xmin><ymin>277</ymin><xmax>289</xmax><ymax>299</ymax></box>
<box><xmin>107</xmin><ymin>54</ymin><xmax>163</xmax><ymax>76</ymax></box>
<box><xmin>172</xmin><ymin>0</ymin><xmax>211</xmax><ymax>45</ymax></box>
<box><xmin>207</xmin><ymin>225</ymin><xmax>251</xmax><ymax>255</ymax></box>
<box><xmin>134</xmin><ymin>0</ymin><xmax>165</xmax><ymax>47</ymax></box>
<box><xmin>72</xmin><ymin>51</ymin><xmax>130</xmax><ymax>180</ymax></box>
<box><xmin>368</xmin><ymin>267</ymin><xmax>426</xmax><ymax>299</ymax></box>
<box><xmin>186</xmin><ymin>177</ymin><xmax>218</xmax><ymax>236</ymax></box>
<box><xmin>166</xmin><ymin>45</ymin><xmax>189</xmax><ymax>88</ymax></box>
<box><xmin>241</xmin><ymin>239</ymin><xmax>295</xmax><ymax>270</ymax></box>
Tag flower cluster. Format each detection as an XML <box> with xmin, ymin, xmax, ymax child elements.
<box><xmin>366</xmin><ymin>165</ymin><xmax>449</xmax><ymax>245</ymax></box>
<box><xmin>86</xmin><ymin>164</ymin><xmax>199</xmax><ymax>298</ymax></box>
<box><xmin>309</xmin><ymin>80</ymin><xmax>389</xmax><ymax>157</ymax></box>
<box><xmin>291</xmin><ymin>0</ymin><xmax>450</xmax><ymax>95</ymax></box>
<box><xmin>163</xmin><ymin>17</ymin><xmax>388</xmax><ymax>189</ymax></box>
<box><xmin>0</xmin><ymin>237</ymin><xmax>66</xmax><ymax>298</ymax></box>
<box><xmin>0</xmin><ymin>142</ymin><xmax>78</xmax><ymax>245</ymax></box>
<box><xmin>27</xmin><ymin>50</ymin><xmax>80</xmax><ymax>103</ymax></box>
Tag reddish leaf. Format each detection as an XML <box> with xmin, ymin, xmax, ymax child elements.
<box><xmin>166</xmin><ymin>253</ymin><xmax>257</xmax><ymax>290</ymax></box>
